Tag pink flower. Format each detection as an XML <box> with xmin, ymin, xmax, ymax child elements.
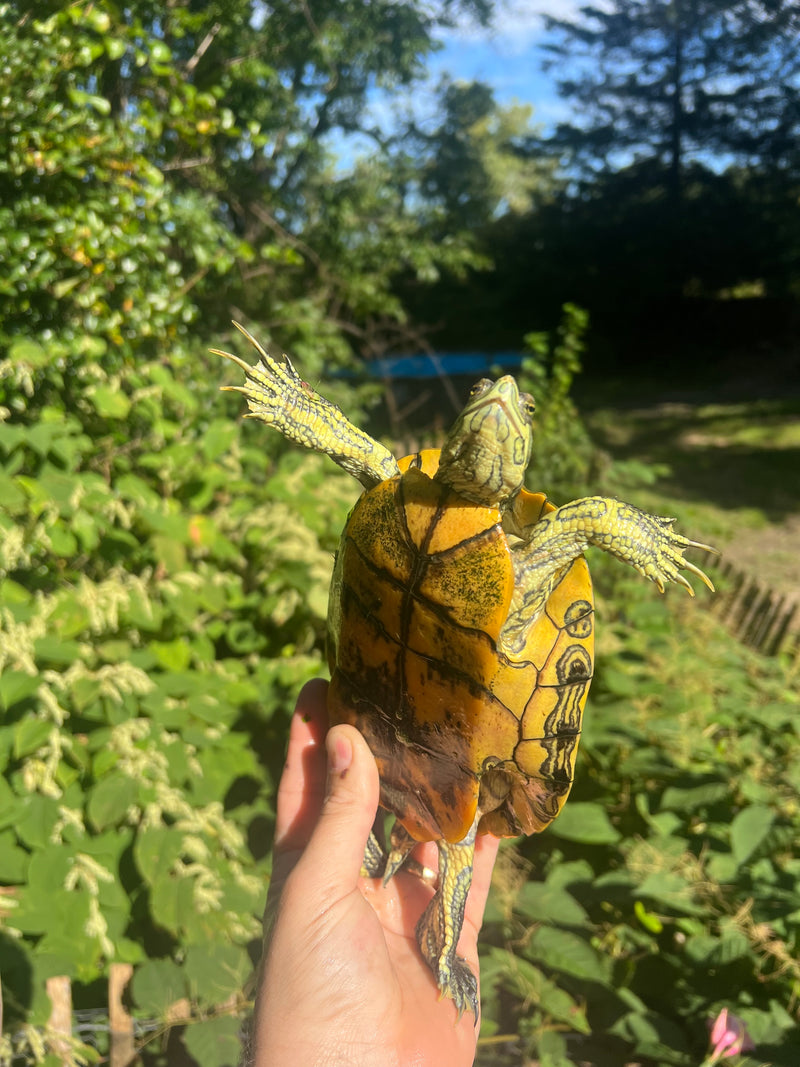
<box><xmin>706</xmin><ymin>1008</ymin><xmax>755</xmax><ymax>1063</ymax></box>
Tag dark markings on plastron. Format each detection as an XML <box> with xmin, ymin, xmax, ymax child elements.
<box><xmin>339</xmin><ymin>489</ymin><xmax>534</xmax><ymax>680</ymax></box>
<box><xmin>537</xmin><ymin>643</ymin><xmax>592</xmax><ymax>785</ymax></box>
<box><xmin>563</xmin><ymin>599</ymin><xmax>594</xmax><ymax>639</ymax></box>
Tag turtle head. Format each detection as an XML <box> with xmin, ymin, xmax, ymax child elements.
<box><xmin>434</xmin><ymin>376</ymin><xmax>535</xmax><ymax>506</ymax></box>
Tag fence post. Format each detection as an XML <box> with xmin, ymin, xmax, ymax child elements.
<box><xmin>109</xmin><ymin>962</ymin><xmax>136</xmax><ymax>1067</ymax></box>
<box><xmin>46</xmin><ymin>975</ymin><xmax>72</xmax><ymax>1065</ymax></box>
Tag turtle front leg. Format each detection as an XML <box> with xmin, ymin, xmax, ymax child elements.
<box><xmin>213</xmin><ymin>322</ymin><xmax>399</xmax><ymax>489</ymax></box>
<box><xmin>415</xmin><ymin>817</ymin><xmax>479</xmax><ymax>1020</ymax></box>
<box><xmin>505</xmin><ymin>496</ymin><xmax>716</xmax><ymax>653</ymax></box>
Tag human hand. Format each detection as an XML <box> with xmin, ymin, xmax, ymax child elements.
<box><xmin>251</xmin><ymin>678</ymin><xmax>500</xmax><ymax>1067</ymax></box>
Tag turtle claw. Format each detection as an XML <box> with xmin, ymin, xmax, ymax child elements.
<box><xmin>640</xmin><ymin>516</ymin><xmax>721</xmax><ymax>601</ymax></box>
<box><xmin>382</xmin><ymin>822</ymin><xmax>417</xmax><ymax>886</ymax></box>
<box><xmin>655</xmin><ymin>537</ymin><xmax>717</xmax><ymax>597</ymax></box>
<box><xmin>417</xmin><ymin>909</ymin><xmax>479</xmax><ymax>1020</ymax></box>
<box><xmin>439</xmin><ymin>956</ymin><xmax>479</xmax><ymax>1023</ymax></box>
<box><xmin>681</xmin><ymin>557</ymin><xmax>716</xmax><ymax>593</ymax></box>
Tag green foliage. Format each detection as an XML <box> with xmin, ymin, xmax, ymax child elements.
<box><xmin>0</xmin><ymin>4</ymin><xmax>244</xmax><ymax>367</ymax></box>
<box><xmin>410</xmin><ymin>80</ymin><xmax>559</xmax><ymax>230</ymax></box>
<box><xmin>477</xmin><ymin>563</ymin><xmax>800</xmax><ymax>1066</ymax></box>
<box><xmin>519</xmin><ymin>303</ymin><xmax>597</xmax><ymax>500</ymax></box>
<box><xmin>0</xmin><ymin>333</ymin><xmax>353</xmax><ymax>1060</ymax></box>
<box><xmin>1</xmin><ymin>4</ymin><xmax>797</xmax><ymax>1066</ymax></box>
<box><xmin>0</xmin><ymin>0</ymin><xmax>496</xmax><ymax>385</ymax></box>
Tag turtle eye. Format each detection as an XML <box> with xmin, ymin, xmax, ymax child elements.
<box><xmin>469</xmin><ymin>378</ymin><xmax>493</xmax><ymax>398</ymax></box>
<box><xmin>521</xmin><ymin>392</ymin><xmax>536</xmax><ymax>418</ymax></box>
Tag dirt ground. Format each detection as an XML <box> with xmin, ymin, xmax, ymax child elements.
<box><xmin>721</xmin><ymin>513</ymin><xmax>800</xmax><ymax>609</ymax></box>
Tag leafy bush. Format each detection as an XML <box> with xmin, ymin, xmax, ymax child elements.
<box><xmin>0</xmin><ymin>336</ymin><xmax>356</xmax><ymax>1062</ymax></box>
<box><xmin>520</xmin><ymin>303</ymin><xmax>598</xmax><ymax>501</ymax></box>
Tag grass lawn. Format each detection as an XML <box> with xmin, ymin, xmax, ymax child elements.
<box><xmin>583</xmin><ymin>396</ymin><xmax>800</xmax><ymax>610</ymax></box>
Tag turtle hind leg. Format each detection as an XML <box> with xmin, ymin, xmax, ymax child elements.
<box><xmin>361</xmin><ymin>820</ymin><xmax>419</xmax><ymax>881</ymax></box>
<box><xmin>361</xmin><ymin>829</ymin><xmax>388</xmax><ymax>879</ymax></box>
<box><xmin>415</xmin><ymin>818</ymin><xmax>479</xmax><ymax>1020</ymax></box>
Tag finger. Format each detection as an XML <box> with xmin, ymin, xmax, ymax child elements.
<box><xmin>273</xmin><ymin>678</ymin><xmax>329</xmax><ymax>854</ymax></box>
<box><xmin>291</xmin><ymin>723</ymin><xmax>380</xmax><ymax>898</ymax></box>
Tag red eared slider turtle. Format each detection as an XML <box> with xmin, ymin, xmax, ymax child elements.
<box><xmin>217</xmin><ymin>324</ymin><xmax>715</xmax><ymax>1018</ymax></box>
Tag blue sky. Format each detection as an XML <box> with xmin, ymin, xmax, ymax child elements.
<box><xmin>330</xmin><ymin>1</ymin><xmax>582</xmax><ymax>168</ymax></box>
<box><xmin>430</xmin><ymin>0</ymin><xmax>580</xmax><ymax>129</ymax></box>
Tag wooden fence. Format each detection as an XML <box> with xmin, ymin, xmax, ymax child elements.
<box><xmin>46</xmin><ymin>965</ymin><xmax>136</xmax><ymax>1067</ymax></box>
<box><xmin>37</xmin><ymin>967</ymin><xmax>239</xmax><ymax>1066</ymax></box>
<box><xmin>699</xmin><ymin>550</ymin><xmax>800</xmax><ymax>660</ymax></box>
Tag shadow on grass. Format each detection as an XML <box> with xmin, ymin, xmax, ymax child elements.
<box><xmin>586</xmin><ymin>399</ymin><xmax>800</xmax><ymax>523</ymax></box>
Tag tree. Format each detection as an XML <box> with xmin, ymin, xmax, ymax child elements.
<box><xmin>0</xmin><ymin>3</ymin><xmax>508</xmax><ymax>1058</ymax></box>
<box><xmin>410</xmin><ymin>80</ymin><xmax>559</xmax><ymax>229</ymax></box>
<box><xmin>1</xmin><ymin>0</ymin><xmax>496</xmax><ymax>380</ymax></box>
<box><xmin>541</xmin><ymin>0</ymin><xmax>800</xmax><ymax>199</ymax></box>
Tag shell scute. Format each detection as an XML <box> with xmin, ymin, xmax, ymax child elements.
<box><xmin>328</xmin><ymin>461</ymin><xmax>595</xmax><ymax>845</ymax></box>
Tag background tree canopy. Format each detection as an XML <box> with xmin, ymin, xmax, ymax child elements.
<box><xmin>407</xmin><ymin>0</ymin><xmax>800</xmax><ymax>374</ymax></box>
<box><xmin>0</xmin><ymin>2</ymin><xmax>798</xmax><ymax>1065</ymax></box>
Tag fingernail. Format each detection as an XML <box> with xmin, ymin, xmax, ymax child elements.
<box><xmin>327</xmin><ymin>730</ymin><xmax>353</xmax><ymax>775</ymax></box>
<box><xmin>325</xmin><ymin>729</ymin><xmax>352</xmax><ymax>789</ymax></box>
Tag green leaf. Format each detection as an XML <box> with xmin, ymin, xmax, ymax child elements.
<box><xmin>151</xmin><ymin>638</ymin><xmax>192</xmax><ymax>672</ymax></box>
<box><xmin>8</xmin><ymin>338</ymin><xmax>48</xmax><ymax>366</ymax></box>
<box><xmin>684</xmin><ymin>931</ymin><xmax>751</xmax><ymax>966</ymax></box>
<box><xmin>15</xmin><ymin>795</ymin><xmax>61</xmax><ymax>850</ymax></box>
<box><xmin>149</xmin><ymin>40</ymin><xmax>172</xmax><ymax>64</ymax></box>
<box><xmin>149</xmin><ymin>874</ymin><xmax>197</xmax><ymax>937</ymax></box>
<box><xmin>635</xmin><ymin>873</ymin><xmax>706</xmax><ymax>916</ymax></box>
<box><xmin>0</xmin><ymin>830</ymin><xmax>30</xmax><ymax>882</ymax></box>
<box><xmin>517</xmin><ymin>881</ymin><xmax>588</xmax><ymax>926</ymax></box>
<box><xmin>33</xmin><ymin>636</ymin><xmax>84</xmax><ymax>666</ymax></box>
<box><xmin>548</xmin><ymin>801</ymin><xmax>620</xmax><ymax>844</ymax></box>
<box><xmin>0</xmin><ymin>671</ymin><xmax>40</xmax><ymax>710</ymax></box>
<box><xmin>731</xmin><ymin>804</ymin><xmax>774</xmax><ymax>867</ymax></box>
<box><xmin>13</xmin><ymin>718</ymin><xmax>52</xmax><ymax>759</ymax></box>
<box><xmin>660</xmin><ymin>780</ymin><xmax>730</xmax><ymax>813</ymax></box>
<box><xmin>524</xmin><ymin>926</ymin><xmax>611</xmax><ymax>983</ymax></box>
<box><xmin>184</xmin><ymin>944</ymin><xmax>251</xmax><ymax>1003</ymax></box>
<box><xmin>537</xmin><ymin>1029</ymin><xmax>572</xmax><ymax>1067</ymax></box>
<box><xmin>88</xmin><ymin>386</ymin><xmax>131</xmax><ymax>419</ymax></box>
<box><xmin>0</xmin><ymin>774</ymin><xmax>17</xmax><ymax>822</ymax></box>
<box><xmin>201</xmin><ymin>418</ymin><xmax>239</xmax><ymax>461</ymax></box>
<box><xmin>87</xmin><ymin>774</ymin><xmax>138</xmax><ymax>830</ymax></box>
<box><xmin>134</xmin><ymin>826</ymin><xmax>184</xmax><ymax>884</ymax></box>
<box><xmin>182</xmin><ymin>1015</ymin><xmax>242</xmax><ymax>1067</ymax></box>
<box><xmin>609</xmin><ymin>1008</ymin><xmax>689</xmax><ymax>1063</ymax></box>
<box><xmin>131</xmin><ymin>959</ymin><xmax>187</xmax><ymax>1016</ymax></box>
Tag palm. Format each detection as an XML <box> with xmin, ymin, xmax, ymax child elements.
<box><xmin>258</xmin><ymin>680</ymin><xmax>499</xmax><ymax>1066</ymax></box>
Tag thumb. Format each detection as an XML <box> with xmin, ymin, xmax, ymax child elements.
<box><xmin>295</xmin><ymin>723</ymin><xmax>381</xmax><ymax>896</ymax></box>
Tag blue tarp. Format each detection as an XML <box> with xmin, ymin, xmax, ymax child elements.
<box><xmin>334</xmin><ymin>352</ymin><xmax>527</xmax><ymax>380</ymax></box>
